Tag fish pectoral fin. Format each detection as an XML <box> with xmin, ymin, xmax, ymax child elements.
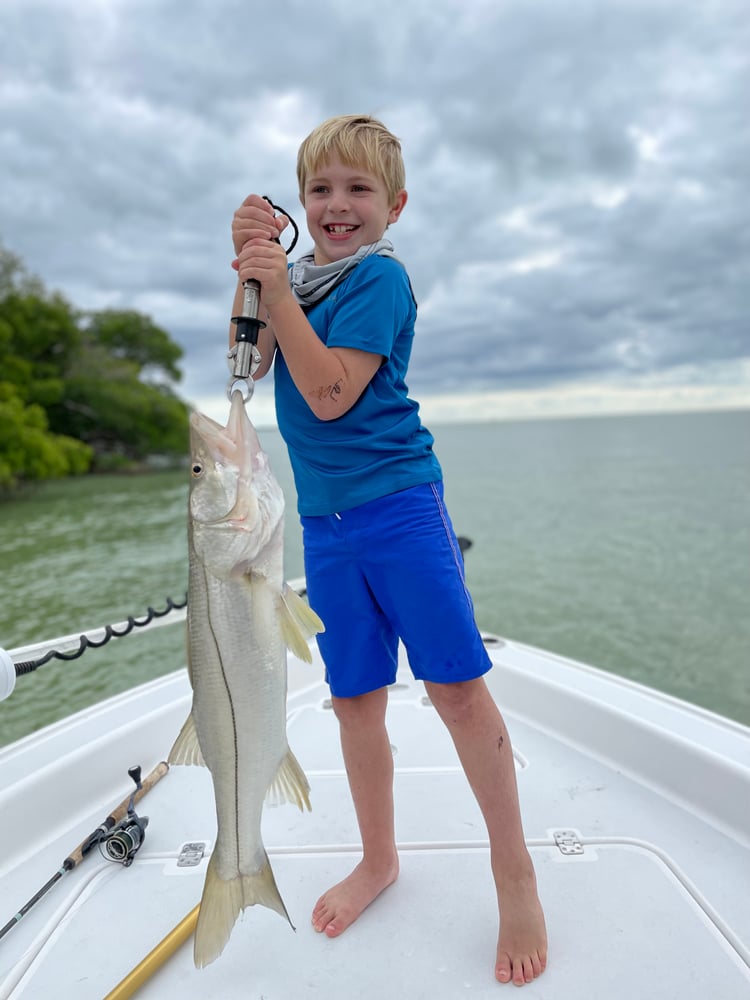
<box><xmin>193</xmin><ymin>851</ymin><xmax>292</xmax><ymax>968</ymax></box>
<box><xmin>168</xmin><ymin>711</ymin><xmax>207</xmax><ymax>767</ymax></box>
<box><xmin>278</xmin><ymin>583</ymin><xmax>325</xmax><ymax>664</ymax></box>
<box><xmin>266</xmin><ymin>747</ymin><xmax>311</xmax><ymax>812</ymax></box>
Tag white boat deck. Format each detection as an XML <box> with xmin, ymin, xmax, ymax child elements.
<box><xmin>1</xmin><ymin>634</ymin><xmax>748</xmax><ymax>998</ymax></box>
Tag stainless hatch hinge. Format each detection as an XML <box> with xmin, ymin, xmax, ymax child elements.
<box><xmin>553</xmin><ymin>829</ymin><xmax>585</xmax><ymax>855</ymax></box>
<box><xmin>177</xmin><ymin>841</ymin><xmax>208</xmax><ymax>867</ymax></box>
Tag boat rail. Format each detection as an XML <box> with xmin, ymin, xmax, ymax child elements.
<box><xmin>0</xmin><ymin>578</ymin><xmax>308</xmax><ymax>703</ymax></box>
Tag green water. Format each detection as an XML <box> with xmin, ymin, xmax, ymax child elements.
<box><xmin>1</xmin><ymin>410</ymin><xmax>748</xmax><ymax>747</ymax></box>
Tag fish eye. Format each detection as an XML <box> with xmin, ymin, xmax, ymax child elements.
<box><xmin>191</xmin><ymin>462</ymin><xmax>203</xmax><ymax>477</ymax></box>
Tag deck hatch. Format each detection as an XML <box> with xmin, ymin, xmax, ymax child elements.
<box><xmin>6</xmin><ymin>844</ymin><xmax>748</xmax><ymax>998</ymax></box>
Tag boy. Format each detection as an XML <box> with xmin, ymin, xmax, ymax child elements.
<box><xmin>229</xmin><ymin>114</ymin><xmax>547</xmax><ymax>987</ymax></box>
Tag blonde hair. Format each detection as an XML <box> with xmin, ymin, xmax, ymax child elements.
<box><xmin>297</xmin><ymin>115</ymin><xmax>406</xmax><ymax>203</ymax></box>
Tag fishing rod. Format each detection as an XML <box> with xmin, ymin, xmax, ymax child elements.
<box><xmin>228</xmin><ymin>195</ymin><xmax>298</xmax><ymax>401</ymax></box>
<box><xmin>0</xmin><ymin>761</ymin><xmax>168</xmax><ymax>942</ymax></box>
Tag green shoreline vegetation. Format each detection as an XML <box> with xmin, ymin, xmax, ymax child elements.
<box><xmin>1</xmin><ymin>243</ymin><xmax>190</xmax><ymax>491</ymax></box>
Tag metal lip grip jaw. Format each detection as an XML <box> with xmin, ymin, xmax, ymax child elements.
<box><xmin>228</xmin><ymin>196</ymin><xmax>299</xmax><ymax>402</ymax></box>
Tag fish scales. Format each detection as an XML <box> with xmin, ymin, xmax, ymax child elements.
<box><xmin>169</xmin><ymin>390</ymin><xmax>324</xmax><ymax>968</ymax></box>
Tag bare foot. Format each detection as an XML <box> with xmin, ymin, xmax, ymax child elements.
<box><xmin>494</xmin><ymin>870</ymin><xmax>548</xmax><ymax>986</ymax></box>
<box><xmin>311</xmin><ymin>857</ymin><xmax>399</xmax><ymax>937</ymax></box>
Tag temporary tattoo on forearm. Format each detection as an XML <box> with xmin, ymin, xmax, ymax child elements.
<box><xmin>310</xmin><ymin>379</ymin><xmax>343</xmax><ymax>402</ymax></box>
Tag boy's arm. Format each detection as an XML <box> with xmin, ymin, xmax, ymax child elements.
<box><xmin>237</xmin><ymin>238</ymin><xmax>383</xmax><ymax>421</ymax></box>
<box><xmin>265</xmin><ymin>293</ymin><xmax>382</xmax><ymax>421</ymax></box>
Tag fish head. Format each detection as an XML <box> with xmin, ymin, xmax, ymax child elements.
<box><xmin>188</xmin><ymin>391</ymin><xmax>284</xmax><ymax>580</ymax></box>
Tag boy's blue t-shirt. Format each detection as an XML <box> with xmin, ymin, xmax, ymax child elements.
<box><xmin>274</xmin><ymin>254</ymin><xmax>442</xmax><ymax>516</ymax></box>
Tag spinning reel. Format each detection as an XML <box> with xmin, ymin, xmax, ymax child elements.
<box><xmin>98</xmin><ymin>765</ymin><xmax>150</xmax><ymax>867</ymax></box>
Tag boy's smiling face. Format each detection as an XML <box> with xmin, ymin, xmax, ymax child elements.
<box><xmin>301</xmin><ymin>156</ymin><xmax>407</xmax><ymax>265</ymax></box>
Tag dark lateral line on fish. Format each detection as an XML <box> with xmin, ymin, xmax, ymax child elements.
<box><xmin>206</xmin><ymin>595</ymin><xmax>242</xmax><ymax>867</ymax></box>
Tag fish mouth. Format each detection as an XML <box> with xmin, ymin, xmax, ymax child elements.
<box><xmin>190</xmin><ymin>392</ymin><xmax>258</xmax><ymax>527</ymax></box>
<box><xmin>193</xmin><ymin>506</ymin><xmax>245</xmax><ymax>527</ymax></box>
<box><xmin>202</xmin><ymin>489</ymin><xmax>257</xmax><ymax>526</ymax></box>
<box><xmin>190</xmin><ymin>393</ymin><xmax>252</xmax><ymax>468</ymax></box>
<box><xmin>191</xmin><ymin>468</ymin><xmax>256</xmax><ymax>528</ymax></box>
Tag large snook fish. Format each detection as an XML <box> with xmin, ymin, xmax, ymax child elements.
<box><xmin>169</xmin><ymin>390</ymin><xmax>324</xmax><ymax>968</ymax></box>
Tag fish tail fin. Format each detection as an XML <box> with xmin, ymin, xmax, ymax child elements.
<box><xmin>193</xmin><ymin>851</ymin><xmax>292</xmax><ymax>968</ymax></box>
<box><xmin>278</xmin><ymin>584</ymin><xmax>325</xmax><ymax>663</ymax></box>
<box><xmin>266</xmin><ymin>747</ymin><xmax>312</xmax><ymax>811</ymax></box>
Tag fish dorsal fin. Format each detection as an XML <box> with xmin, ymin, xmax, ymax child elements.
<box><xmin>265</xmin><ymin>747</ymin><xmax>311</xmax><ymax>812</ymax></box>
<box><xmin>168</xmin><ymin>711</ymin><xmax>207</xmax><ymax>767</ymax></box>
<box><xmin>277</xmin><ymin>584</ymin><xmax>325</xmax><ymax>664</ymax></box>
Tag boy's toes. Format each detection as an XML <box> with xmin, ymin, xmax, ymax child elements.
<box><xmin>495</xmin><ymin>952</ymin><xmax>512</xmax><ymax>983</ymax></box>
<box><xmin>311</xmin><ymin>899</ymin><xmax>332</xmax><ymax>933</ymax></box>
<box><xmin>496</xmin><ymin>951</ymin><xmax>546</xmax><ymax>986</ymax></box>
<box><xmin>519</xmin><ymin>956</ymin><xmax>535</xmax><ymax>984</ymax></box>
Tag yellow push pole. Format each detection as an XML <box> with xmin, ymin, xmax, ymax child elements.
<box><xmin>103</xmin><ymin>904</ymin><xmax>200</xmax><ymax>1000</ymax></box>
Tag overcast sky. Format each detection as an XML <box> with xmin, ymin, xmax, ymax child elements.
<box><xmin>2</xmin><ymin>0</ymin><xmax>748</xmax><ymax>425</ymax></box>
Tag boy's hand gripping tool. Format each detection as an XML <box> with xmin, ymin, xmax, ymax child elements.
<box><xmin>228</xmin><ymin>196</ymin><xmax>299</xmax><ymax>401</ymax></box>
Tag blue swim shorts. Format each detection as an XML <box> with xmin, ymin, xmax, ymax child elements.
<box><xmin>301</xmin><ymin>482</ymin><xmax>492</xmax><ymax>698</ymax></box>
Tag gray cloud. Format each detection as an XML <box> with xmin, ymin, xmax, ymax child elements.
<box><xmin>1</xmin><ymin>0</ymin><xmax>748</xmax><ymax>414</ymax></box>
